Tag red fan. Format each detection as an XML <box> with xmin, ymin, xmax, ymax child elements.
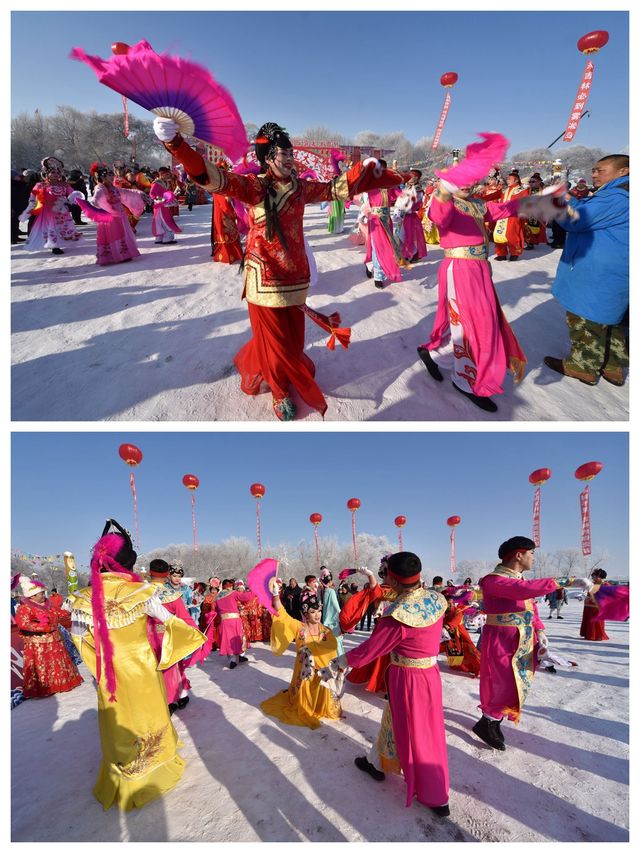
<box><xmin>70</xmin><ymin>40</ymin><xmax>249</xmax><ymax>162</ymax></box>
<box><xmin>338</xmin><ymin>568</ymin><xmax>357</xmax><ymax>580</ymax></box>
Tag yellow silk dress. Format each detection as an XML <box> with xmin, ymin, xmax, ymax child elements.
<box><xmin>68</xmin><ymin>573</ymin><xmax>206</xmax><ymax>811</ymax></box>
<box><xmin>260</xmin><ymin>607</ymin><xmax>342</xmax><ymax>729</ymax></box>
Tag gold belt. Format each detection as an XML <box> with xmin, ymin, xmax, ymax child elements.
<box><xmin>220</xmin><ymin>613</ymin><xmax>240</xmax><ymax>621</ymax></box>
<box><xmin>486</xmin><ymin>611</ymin><xmax>533</xmax><ymax>627</ymax></box>
<box><xmin>370</xmin><ymin>207</ymin><xmax>390</xmax><ymax>215</ymax></box>
<box><xmin>390</xmin><ymin>651</ymin><xmax>437</xmax><ymax>669</ymax></box>
<box><xmin>19</xmin><ymin>632</ymin><xmax>56</xmax><ymax>643</ymax></box>
<box><xmin>444</xmin><ymin>245</ymin><xmax>488</xmax><ymax>261</ymax></box>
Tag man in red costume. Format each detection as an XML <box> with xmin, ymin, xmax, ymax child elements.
<box><xmin>493</xmin><ymin>170</ymin><xmax>529</xmax><ymax>261</ymax></box>
<box><xmin>153</xmin><ymin>117</ymin><xmax>403</xmax><ymax>420</ymax></box>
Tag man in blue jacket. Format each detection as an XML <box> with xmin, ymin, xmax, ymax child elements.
<box><xmin>544</xmin><ymin>154</ymin><xmax>629</xmax><ymax>386</ymax></box>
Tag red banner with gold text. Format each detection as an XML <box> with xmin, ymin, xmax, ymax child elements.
<box><xmin>563</xmin><ymin>60</ymin><xmax>594</xmax><ymax>142</ymax></box>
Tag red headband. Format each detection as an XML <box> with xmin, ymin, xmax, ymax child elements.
<box><xmin>387</xmin><ymin>569</ymin><xmax>422</xmax><ymax>584</ymax></box>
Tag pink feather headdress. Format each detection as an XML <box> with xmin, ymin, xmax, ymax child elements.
<box><xmin>330</xmin><ymin>148</ymin><xmax>346</xmax><ymax>177</ymax></box>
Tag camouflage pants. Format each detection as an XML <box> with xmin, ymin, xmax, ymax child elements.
<box><xmin>564</xmin><ymin>311</ymin><xmax>629</xmax><ymax>375</ymax></box>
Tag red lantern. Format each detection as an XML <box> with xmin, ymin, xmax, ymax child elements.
<box><xmin>251</xmin><ymin>483</ymin><xmax>266</xmax><ymax>558</ymax></box>
<box><xmin>575</xmin><ymin>461</ymin><xmax>603</xmax><ymax>482</ymax></box>
<box><xmin>440</xmin><ymin>72</ymin><xmax>459</xmax><ymax>88</ymax></box>
<box><xmin>577</xmin><ymin>30</ymin><xmax>609</xmax><ymax>54</ymax></box>
<box><xmin>250</xmin><ymin>483</ymin><xmax>266</xmax><ymax>499</ymax></box>
<box><xmin>111</xmin><ymin>42</ymin><xmax>130</xmax><ymax>55</ymax></box>
<box><xmin>310</xmin><ymin>513</ymin><xmax>323</xmax><ymax>566</ymax></box>
<box><xmin>118</xmin><ymin>443</ymin><xmax>142</xmax><ymax>549</ymax></box>
<box><xmin>575</xmin><ymin>462</ymin><xmax>603</xmax><ymax>556</ymax></box>
<box><xmin>394</xmin><ymin>515</ymin><xmax>407</xmax><ymax>550</ymax></box>
<box><xmin>118</xmin><ymin>443</ymin><xmax>142</xmax><ymax>466</ymax></box>
<box><xmin>347</xmin><ymin>498</ymin><xmax>361</xmax><ymax>561</ymax></box>
<box><xmin>447</xmin><ymin>516</ymin><xmax>461</xmax><ymax>573</ymax></box>
<box><xmin>182</xmin><ymin>475</ymin><xmax>199</xmax><ymax>552</ymax></box>
<box><xmin>529</xmin><ymin>468</ymin><xmax>552</xmax><ymax>547</ymax></box>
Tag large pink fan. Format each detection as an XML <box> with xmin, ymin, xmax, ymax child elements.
<box><xmin>435</xmin><ymin>132</ymin><xmax>509</xmax><ymax>187</ymax></box>
<box><xmin>594</xmin><ymin>585</ymin><xmax>629</xmax><ymax>622</ymax></box>
<box><xmin>338</xmin><ymin>568</ymin><xmax>357</xmax><ymax>580</ymax></box>
<box><xmin>70</xmin><ymin>40</ymin><xmax>249</xmax><ymax>162</ymax></box>
<box><xmin>247</xmin><ymin>558</ymin><xmax>280</xmax><ymax>615</ymax></box>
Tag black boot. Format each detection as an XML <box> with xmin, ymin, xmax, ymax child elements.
<box><xmin>239</xmin><ymin>655</ymin><xmax>249</xmax><ymax>663</ymax></box>
<box><xmin>428</xmin><ymin>804</ymin><xmax>451</xmax><ymax>818</ymax></box>
<box><xmin>168</xmin><ymin>702</ymin><xmax>178</xmax><ymax>716</ymax></box>
<box><xmin>472</xmin><ymin>716</ymin><xmax>506</xmax><ymax>750</ymax></box>
<box><xmin>52</xmin><ymin>247</ymin><xmax>64</xmax><ymax>255</ymax></box>
<box><xmin>452</xmin><ymin>382</ymin><xmax>498</xmax><ymax>413</ymax></box>
<box><xmin>354</xmin><ymin>756</ymin><xmax>385</xmax><ymax>781</ymax></box>
<box><xmin>493</xmin><ymin>717</ymin><xmax>505</xmax><ymax>743</ymax></box>
<box><xmin>229</xmin><ymin>661</ymin><xmax>237</xmax><ymax>669</ymax></box>
<box><xmin>374</xmin><ymin>280</ymin><xmax>385</xmax><ymax>289</ymax></box>
<box><xmin>417</xmin><ymin>346</ymin><xmax>443</xmax><ymax>381</ymax></box>
<box><xmin>364</xmin><ymin>264</ymin><xmax>373</xmax><ymax>279</ymax></box>
<box><xmin>177</xmin><ymin>695</ymin><xmax>189</xmax><ymax>709</ymax></box>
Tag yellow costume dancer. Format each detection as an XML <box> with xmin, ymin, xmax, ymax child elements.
<box><xmin>261</xmin><ymin>586</ymin><xmax>342</xmax><ymax>729</ymax></box>
<box><xmin>68</xmin><ymin>520</ymin><xmax>206</xmax><ymax>811</ymax></box>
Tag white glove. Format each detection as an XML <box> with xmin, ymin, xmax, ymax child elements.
<box><xmin>569</xmin><ymin>577</ymin><xmax>594</xmax><ymax>592</ymax></box>
<box><xmin>536</xmin><ymin>630</ymin><xmax>549</xmax><ymax>652</ymax></box>
<box><xmin>144</xmin><ymin>592</ymin><xmax>173</xmax><ymax>623</ymax></box>
<box><xmin>356</xmin><ymin>566</ymin><xmax>373</xmax><ymax>577</ymax></box>
<box><xmin>439</xmin><ymin>178</ymin><xmax>459</xmax><ymax>194</ymax></box>
<box><xmin>153</xmin><ymin>116</ymin><xmax>180</xmax><ymax>142</ymax></box>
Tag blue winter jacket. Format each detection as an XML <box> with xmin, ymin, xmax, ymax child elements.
<box><xmin>552</xmin><ymin>175</ymin><xmax>629</xmax><ymax>325</ymax></box>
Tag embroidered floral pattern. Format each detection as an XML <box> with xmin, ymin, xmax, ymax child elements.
<box><xmin>117</xmin><ymin>725</ymin><xmax>169</xmax><ymax>778</ymax></box>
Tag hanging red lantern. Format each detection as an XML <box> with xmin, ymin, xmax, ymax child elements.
<box><xmin>563</xmin><ymin>30</ymin><xmax>609</xmax><ymax>143</ymax></box>
<box><xmin>446</xmin><ymin>516</ymin><xmax>461</xmax><ymax>574</ymax></box>
<box><xmin>251</xmin><ymin>483</ymin><xmax>266</xmax><ymax>558</ymax></box>
<box><xmin>347</xmin><ymin>498</ymin><xmax>361</xmax><ymax>562</ymax></box>
<box><xmin>394</xmin><ymin>515</ymin><xmax>407</xmax><ymax>550</ymax></box>
<box><xmin>577</xmin><ymin>30</ymin><xmax>609</xmax><ymax>54</ymax></box>
<box><xmin>528</xmin><ymin>468</ymin><xmax>552</xmax><ymax>547</ymax></box>
<box><xmin>309</xmin><ymin>513</ymin><xmax>323</xmax><ymax>566</ymax></box>
<box><xmin>111</xmin><ymin>42</ymin><xmax>130</xmax><ymax>55</ymax></box>
<box><xmin>182</xmin><ymin>474</ymin><xmax>200</xmax><ymax>552</ymax></box>
<box><xmin>118</xmin><ymin>443</ymin><xmax>142</xmax><ymax>549</ymax></box>
<box><xmin>440</xmin><ymin>72</ymin><xmax>459</xmax><ymax>88</ymax></box>
<box><xmin>575</xmin><ymin>461</ymin><xmax>603</xmax><ymax>556</ymax></box>
<box><xmin>432</xmin><ymin>71</ymin><xmax>458</xmax><ymax>150</ymax></box>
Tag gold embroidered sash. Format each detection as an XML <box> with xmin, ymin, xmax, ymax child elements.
<box><xmin>444</xmin><ymin>245</ymin><xmax>488</xmax><ymax>261</ymax></box>
<box><xmin>486</xmin><ymin>608</ymin><xmax>535</xmax><ymax>722</ymax></box>
<box><xmin>389</xmin><ymin>652</ymin><xmax>437</xmax><ymax>669</ymax></box>
<box><xmin>220</xmin><ymin>612</ymin><xmax>240</xmax><ymax>621</ymax></box>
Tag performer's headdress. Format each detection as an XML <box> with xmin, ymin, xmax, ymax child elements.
<box><xmin>319</xmin><ymin>567</ymin><xmax>332</xmax><ymax>585</ymax></box>
<box><xmin>90</xmin><ymin>162</ymin><xmax>112</xmax><ymax>182</ymax></box>
<box><xmin>11</xmin><ymin>574</ymin><xmax>46</xmax><ymax>599</ymax></box>
<box><xmin>169</xmin><ymin>565</ymin><xmax>184</xmax><ymax>577</ymax></box>
<box><xmin>234</xmin><ymin>579</ymin><xmax>246</xmax><ymax>590</ymax></box>
<box><xmin>378</xmin><ymin>553</ymin><xmax>393</xmax><ymax>579</ymax></box>
<box><xmin>300</xmin><ymin>590</ymin><xmax>320</xmax><ymax>614</ymax></box>
<box><xmin>409</xmin><ymin>168</ymin><xmax>423</xmax><ymax>179</ymax></box>
<box><xmin>209</xmin><ymin>576</ymin><xmax>221</xmax><ymax>588</ymax></box>
<box><xmin>90</xmin><ymin>518</ymin><xmax>141</xmax><ymax>702</ymax></box>
<box><xmin>41</xmin><ymin>156</ymin><xmax>64</xmax><ymax>180</ymax></box>
<box><xmin>529</xmin><ymin>172</ymin><xmax>543</xmax><ymax>181</ymax></box>
<box><xmin>498</xmin><ymin>535</ymin><xmax>535</xmax><ymax>563</ymax></box>
<box><xmin>149</xmin><ymin>558</ymin><xmax>171</xmax><ymax>579</ymax></box>
<box><xmin>254</xmin><ymin>122</ymin><xmax>292</xmax><ymax>169</ymax></box>
<box><xmin>508</xmin><ymin>168</ymin><xmax>522</xmax><ymax>184</ymax></box>
<box><xmin>383</xmin><ymin>552</ymin><xmax>422</xmax><ymax>586</ymax></box>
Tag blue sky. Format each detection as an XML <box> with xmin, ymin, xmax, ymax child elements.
<box><xmin>11</xmin><ymin>11</ymin><xmax>629</xmax><ymax>154</ymax></box>
<box><xmin>12</xmin><ymin>432</ymin><xmax>628</xmax><ymax>575</ymax></box>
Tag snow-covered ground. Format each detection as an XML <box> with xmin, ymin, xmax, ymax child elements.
<box><xmin>11</xmin><ymin>204</ymin><xmax>628</xmax><ymax>422</ymax></box>
<box><xmin>11</xmin><ymin>606</ymin><xmax>628</xmax><ymax>842</ymax></box>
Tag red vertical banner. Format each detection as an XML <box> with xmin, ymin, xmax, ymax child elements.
<box><xmin>122</xmin><ymin>95</ymin><xmax>129</xmax><ymax>137</ymax></box>
<box><xmin>532</xmin><ymin>486</ymin><xmax>541</xmax><ymax>547</ymax></box>
<box><xmin>579</xmin><ymin>485</ymin><xmax>591</xmax><ymax>555</ymax></box>
<box><xmin>432</xmin><ymin>92</ymin><xmax>452</xmax><ymax>150</ymax></box>
<box><xmin>563</xmin><ymin>60</ymin><xmax>594</xmax><ymax>142</ymax></box>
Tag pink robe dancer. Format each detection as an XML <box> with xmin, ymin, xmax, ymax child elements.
<box><xmin>421</xmin><ymin>187</ymin><xmax>526</xmax><ymax>398</ymax></box>
<box><xmin>92</xmin><ymin>184</ymin><xmax>144</xmax><ymax>265</ymax></box>
<box><xmin>365</xmin><ymin>188</ymin><xmax>404</xmax><ymax>284</ymax></box>
<box><xmin>214</xmin><ymin>588</ymin><xmax>258</xmax><ymax>666</ymax></box>
<box><xmin>400</xmin><ymin>189</ymin><xmax>428</xmax><ymax>261</ymax></box>
<box><xmin>478</xmin><ymin>570</ymin><xmax>567</xmax><ymax>723</ymax></box>
<box><xmin>344</xmin><ymin>587</ymin><xmax>449</xmax><ymax>810</ymax></box>
<box><xmin>21</xmin><ymin>181</ymin><xmax>81</xmax><ymax>252</ymax></box>
<box><xmin>150</xmin><ymin>181</ymin><xmax>182</xmax><ymax>244</ymax></box>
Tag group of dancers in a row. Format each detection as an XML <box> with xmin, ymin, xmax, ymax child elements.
<box><xmin>14</xmin><ymin>519</ymin><xmax>609</xmax><ymax>816</ymax></box>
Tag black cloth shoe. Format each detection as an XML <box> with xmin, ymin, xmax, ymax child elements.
<box><xmin>452</xmin><ymin>382</ymin><xmax>498</xmax><ymax>412</ymax></box>
<box><xmin>493</xmin><ymin>718</ymin><xmax>505</xmax><ymax>743</ymax></box>
<box><xmin>557</xmin><ymin>616</ymin><xmax>564</xmax><ymax>619</ymax></box>
<box><xmin>177</xmin><ymin>695</ymin><xmax>189</xmax><ymax>709</ymax></box>
<box><xmin>364</xmin><ymin>264</ymin><xmax>373</xmax><ymax>279</ymax></box>
<box><xmin>428</xmin><ymin>804</ymin><xmax>451</xmax><ymax>817</ymax></box>
<box><xmin>168</xmin><ymin>702</ymin><xmax>178</xmax><ymax>715</ymax></box>
<box><xmin>52</xmin><ymin>247</ymin><xmax>64</xmax><ymax>255</ymax></box>
<box><xmin>472</xmin><ymin>716</ymin><xmax>506</xmax><ymax>750</ymax></box>
<box><xmin>508</xmin><ymin>255</ymin><xmax>519</xmax><ymax>261</ymax></box>
<box><xmin>374</xmin><ymin>280</ymin><xmax>385</xmax><ymax>289</ymax></box>
<box><xmin>229</xmin><ymin>661</ymin><xmax>237</xmax><ymax>669</ymax></box>
<box><xmin>494</xmin><ymin>256</ymin><xmax>507</xmax><ymax>261</ymax></box>
<box><xmin>411</xmin><ymin>252</ymin><xmax>420</xmax><ymax>263</ymax></box>
<box><xmin>239</xmin><ymin>655</ymin><xmax>249</xmax><ymax>663</ymax></box>
<box><xmin>417</xmin><ymin>346</ymin><xmax>443</xmax><ymax>381</ymax></box>
<box><xmin>524</xmin><ymin>245</ymin><xmax>535</xmax><ymax>250</ymax></box>
<box><xmin>354</xmin><ymin>756</ymin><xmax>385</xmax><ymax>781</ymax></box>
